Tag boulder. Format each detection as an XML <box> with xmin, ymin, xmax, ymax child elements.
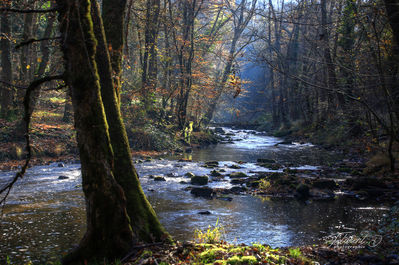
<box><xmin>229</xmin><ymin>186</ymin><xmax>247</xmax><ymax>193</ymax></box>
<box><xmin>210</xmin><ymin>170</ymin><xmax>222</xmax><ymax>177</ymax></box>
<box><xmin>205</xmin><ymin>161</ymin><xmax>219</xmax><ymax>167</ymax></box>
<box><xmin>58</xmin><ymin>163</ymin><xmax>65</xmax><ymax>167</ymax></box>
<box><xmin>231</xmin><ymin>179</ymin><xmax>246</xmax><ymax>185</ymax></box>
<box><xmin>58</xmin><ymin>175</ymin><xmax>68</xmax><ymax>180</ymax></box>
<box><xmin>259</xmin><ymin>163</ymin><xmax>282</xmax><ymax>170</ymax></box>
<box><xmin>229</xmin><ymin>172</ymin><xmax>248</xmax><ymax>178</ymax></box>
<box><xmin>191</xmin><ymin>175</ymin><xmax>209</xmax><ymax>185</ymax></box>
<box><xmin>191</xmin><ymin>187</ymin><xmax>214</xmax><ymax>198</ymax></box>
<box><xmin>198</xmin><ymin>211</ymin><xmax>212</xmax><ymax>215</ymax></box>
<box><xmin>214</xmin><ymin>127</ymin><xmax>225</xmax><ymax>134</ymax></box>
<box><xmin>167</xmin><ymin>172</ymin><xmax>178</xmax><ymax>178</ymax></box>
<box><xmin>229</xmin><ymin>164</ymin><xmax>242</xmax><ymax>169</ymax></box>
<box><xmin>154</xmin><ymin>176</ymin><xmax>166</xmax><ymax>181</ymax></box>
<box><xmin>312</xmin><ymin>179</ymin><xmax>338</xmax><ymax>190</ymax></box>
<box><xmin>295</xmin><ymin>184</ymin><xmax>310</xmax><ymax>200</ymax></box>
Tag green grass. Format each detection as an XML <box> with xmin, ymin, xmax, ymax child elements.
<box><xmin>289</xmin><ymin>248</ymin><xmax>302</xmax><ymax>258</ymax></box>
<box><xmin>194</xmin><ymin>218</ymin><xmax>225</xmax><ymax>244</ymax></box>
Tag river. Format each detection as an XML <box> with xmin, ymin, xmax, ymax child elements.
<box><xmin>0</xmin><ymin>128</ymin><xmax>390</xmax><ymax>263</ymax></box>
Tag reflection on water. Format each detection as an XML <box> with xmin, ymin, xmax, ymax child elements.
<box><xmin>0</xmin><ymin>129</ymin><xmax>390</xmax><ymax>263</ymax></box>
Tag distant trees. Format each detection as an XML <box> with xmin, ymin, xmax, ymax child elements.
<box><xmin>0</xmin><ymin>0</ymin><xmax>14</xmax><ymax>118</ymax></box>
<box><xmin>119</xmin><ymin>0</ymin><xmax>257</xmax><ymax>130</ymax></box>
<box><xmin>251</xmin><ymin>0</ymin><xmax>398</xmax><ymax>170</ymax></box>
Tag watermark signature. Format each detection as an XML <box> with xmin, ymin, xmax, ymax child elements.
<box><xmin>323</xmin><ymin>231</ymin><xmax>383</xmax><ymax>249</ymax></box>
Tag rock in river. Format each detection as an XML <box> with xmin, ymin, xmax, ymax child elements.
<box><xmin>295</xmin><ymin>184</ymin><xmax>310</xmax><ymax>200</ymax></box>
<box><xmin>312</xmin><ymin>179</ymin><xmax>338</xmax><ymax>190</ymax></box>
<box><xmin>229</xmin><ymin>186</ymin><xmax>247</xmax><ymax>194</ymax></box>
<box><xmin>210</xmin><ymin>170</ymin><xmax>222</xmax><ymax>177</ymax></box>
<box><xmin>154</xmin><ymin>176</ymin><xmax>166</xmax><ymax>181</ymax></box>
<box><xmin>185</xmin><ymin>172</ymin><xmax>195</xmax><ymax>178</ymax></box>
<box><xmin>229</xmin><ymin>172</ymin><xmax>248</xmax><ymax>178</ymax></box>
<box><xmin>214</xmin><ymin>127</ymin><xmax>225</xmax><ymax>134</ymax></box>
<box><xmin>205</xmin><ymin>161</ymin><xmax>219</xmax><ymax>168</ymax></box>
<box><xmin>191</xmin><ymin>175</ymin><xmax>209</xmax><ymax>185</ymax></box>
<box><xmin>198</xmin><ymin>211</ymin><xmax>212</xmax><ymax>215</ymax></box>
<box><xmin>191</xmin><ymin>187</ymin><xmax>214</xmax><ymax>198</ymax></box>
<box><xmin>58</xmin><ymin>175</ymin><xmax>68</xmax><ymax>180</ymax></box>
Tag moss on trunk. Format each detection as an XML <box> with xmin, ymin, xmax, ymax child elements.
<box><xmin>57</xmin><ymin>0</ymin><xmax>134</xmax><ymax>263</ymax></box>
<box><xmin>90</xmin><ymin>1</ymin><xmax>170</xmax><ymax>243</ymax></box>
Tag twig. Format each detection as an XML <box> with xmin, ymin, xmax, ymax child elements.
<box><xmin>0</xmin><ymin>8</ymin><xmax>59</xmax><ymax>14</ymax></box>
<box><xmin>15</xmin><ymin>37</ymin><xmax>61</xmax><ymax>49</ymax></box>
<box><xmin>0</xmin><ymin>80</ymin><xmax>26</xmax><ymax>89</ymax></box>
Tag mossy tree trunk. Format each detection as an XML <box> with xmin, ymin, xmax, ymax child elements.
<box><xmin>90</xmin><ymin>1</ymin><xmax>169</xmax><ymax>242</ymax></box>
<box><xmin>57</xmin><ymin>0</ymin><xmax>135</xmax><ymax>263</ymax></box>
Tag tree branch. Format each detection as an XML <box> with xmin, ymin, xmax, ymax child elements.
<box><xmin>0</xmin><ymin>75</ymin><xmax>64</xmax><ymax>207</ymax></box>
<box><xmin>0</xmin><ymin>8</ymin><xmax>59</xmax><ymax>14</ymax></box>
<box><xmin>15</xmin><ymin>37</ymin><xmax>61</xmax><ymax>49</ymax></box>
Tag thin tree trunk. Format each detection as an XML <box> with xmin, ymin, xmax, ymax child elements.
<box><xmin>0</xmin><ymin>2</ymin><xmax>13</xmax><ymax>119</ymax></box>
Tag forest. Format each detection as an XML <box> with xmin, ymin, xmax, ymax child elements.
<box><xmin>0</xmin><ymin>0</ymin><xmax>398</xmax><ymax>264</ymax></box>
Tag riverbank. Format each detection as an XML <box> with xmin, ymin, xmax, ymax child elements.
<box><xmin>123</xmin><ymin>240</ymin><xmax>399</xmax><ymax>265</ymax></box>
<box><xmin>0</xmin><ymin>116</ymin><xmax>220</xmax><ymax>171</ymax></box>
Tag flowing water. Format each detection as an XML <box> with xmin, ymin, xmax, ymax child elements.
<box><xmin>0</xmin><ymin>128</ymin><xmax>391</xmax><ymax>263</ymax></box>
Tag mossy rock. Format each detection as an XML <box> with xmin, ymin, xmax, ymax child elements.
<box><xmin>229</xmin><ymin>172</ymin><xmax>248</xmax><ymax>178</ymax></box>
<box><xmin>154</xmin><ymin>176</ymin><xmax>166</xmax><ymax>181</ymax></box>
<box><xmin>259</xmin><ymin>163</ymin><xmax>282</xmax><ymax>170</ymax></box>
<box><xmin>210</xmin><ymin>170</ymin><xmax>222</xmax><ymax>177</ymax></box>
<box><xmin>283</xmin><ymin>168</ymin><xmax>298</xmax><ymax>174</ymax></box>
<box><xmin>205</xmin><ymin>161</ymin><xmax>219</xmax><ymax>167</ymax></box>
<box><xmin>191</xmin><ymin>175</ymin><xmax>209</xmax><ymax>185</ymax></box>
<box><xmin>191</xmin><ymin>187</ymin><xmax>214</xmax><ymax>198</ymax></box>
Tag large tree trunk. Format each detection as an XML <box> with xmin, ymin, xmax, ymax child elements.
<box><xmin>90</xmin><ymin>1</ymin><xmax>169</xmax><ymax>242</ymax></box>
<box><xmin>57</xmin><ymin>0</ymin><xmax>135</xmax><ymax>263</ymax></box>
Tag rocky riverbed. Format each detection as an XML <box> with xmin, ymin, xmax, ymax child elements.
<box><xmin>0</xmin><ymin>127</ymin><xmax>396</xmax><ymax>263</ymax></box>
